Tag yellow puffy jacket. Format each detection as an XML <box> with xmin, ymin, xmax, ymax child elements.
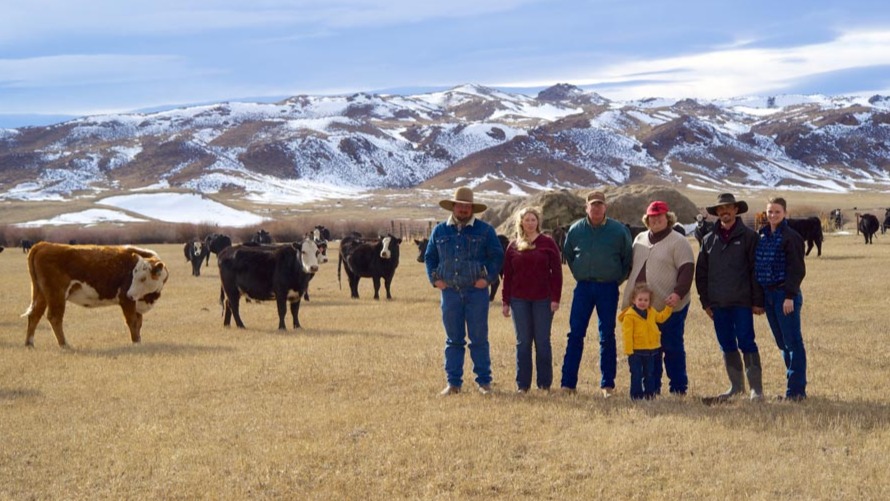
<box><xmin>618</xmin><ymin>305</ymin><xmax>673</xmax><ymax>355</ymax></box>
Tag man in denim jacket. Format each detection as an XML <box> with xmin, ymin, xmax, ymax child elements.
<box><xmin>425</xmin><ymin>187</ymin><xmax>505</xmax><ymax>396</ymax></box>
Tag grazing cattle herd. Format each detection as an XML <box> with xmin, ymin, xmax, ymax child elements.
<box><xmin>7</xmin><ymin>202</ymin><xmax>890</xmax><ymax>347</ymax></box>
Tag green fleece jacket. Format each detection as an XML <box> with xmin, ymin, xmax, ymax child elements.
<box><xmin>563</xmin><ymin>216</ymin><xmax>632</xmax><ymax>283</ymax></box>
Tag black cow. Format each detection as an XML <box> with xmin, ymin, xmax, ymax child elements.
<box><xmin>183</xmin><ymin>241</ymin><xmax>209</xmax><ymax>276</ymax></box>
<box><xmin>414</xmin><ymin>238</ymin><xmax>429</xmax><ymax>263</ymax></box>
<box><xmin>551</xmin><ymin>225</ymin><xmax>569</xmax><ymax>264</ymax></box>
<box><xmin>626</xmin><ymin>224</ymin><xmax>647</xmax><ymax>239</ymax></box>
<box><xmin>694</xmin><ymin>215</ymin><xmax>715</xmax><ymax>248</ymax></box>
<box><xmin>204</xmin><ymin>233</ymin><xmax>233</xmax><ymax>266</ymax></box>
<box><xmin>859</xmin><ymin>214</ymin><xmax>880</xmax><ymax>244</ymax></box>
<box><xmin>22</xmin><ymin>239</ymin><xmax>33</xmax><ymax>253</ymax></box>
<box><xmin>338</xmin><ymin>234</ymin><xmax>401</xmax><ymax>300</ymax></box>
<box><xmin>313</xmin><ymin>225</ymin><xmax>332</xmax><ymax>242</ymax></box>
<box><xmin>786</xmin><ymin>217</ymin><xmax>824</xmax><ymax>256</ymax></box>
<box><xmin>487</xmin><ymin>234</ymin><xmax>510</xmax><ymax>302</ymax></box>
<box><xmin>250</xmin><ymin>229</ymin><xmax>273</xmax><ymax>245</ymax></box>
<box><xmin>882</xmin><ymin>209</ymin><xmax>890</xmax><ymax>235</ymax></box>
<box><xmin>218</xmin><ymin>239</ymin><xmax>320</xmax><ymax>330</ymax></box>
<box><xmin>0</xmin><ymin>246</ymin><xmax>4</xmax><ymax>253</ymax></box>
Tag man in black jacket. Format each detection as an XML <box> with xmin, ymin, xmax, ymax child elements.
<box><xmin>695</xmin><ymin>193</ymin><xmax>765</xmax><ymax>403</ymax></box>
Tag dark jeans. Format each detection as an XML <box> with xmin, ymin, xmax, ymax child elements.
<box><xmin>510</xmin><ymin>298</ymin><xmax>554</xmax><ymax>390</ymax></box>
<box><xmin>712</xmin><ymin>306</ymin><xmax>758</xmax><ymax>354</ymax></box>
<box><xmin>628</xmin><ymin>350</ymin><xmax>659</xmax><ymax>400</ymax></box>
<box><xmin>561</xmin><ymin>280</ymin><xmax>619</xmax><ymax>389</ymax></box>
<box><xmin>442</xmin><ymin>287</ymin><xmax>491</xmax><ymax>387</ymax></box>
<box><xmin>764</xmin><ymin>290</ymin><xmax>807</xmax><ymax>398</ymax></box>
<box><xmin>654</xmin><ymin>305</ymin><xmax>689</xmax><ymax>394</ymax></box>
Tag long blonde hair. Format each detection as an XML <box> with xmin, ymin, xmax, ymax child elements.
<box><xmin>514</xmin><ymin>207</ymin><xmax>542</xmax><ymax>251</ymax></box>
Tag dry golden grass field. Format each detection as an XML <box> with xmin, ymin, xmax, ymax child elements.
<box><xmin>1</xmin><ymin>228</ymin><xmax>889</xmax><ymax>499</ymax></box>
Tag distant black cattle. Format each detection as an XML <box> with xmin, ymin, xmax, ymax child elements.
<box><xmin>204</xmin><ymin>233</ymin><xmax>233</xmax><ymax>266</ymax></box>
<box><xmin>626</xmin><ymin>224</ymin><xmax>647</xmax><ymax>239</ymax></box>
<box><xmin>21</xmin><ymin>239</ymin><xmax>33</xmax><ymax>253</ymax></box>
<box><xmin>829</xmin><ymin>209</ymin><xmax>844</xmax><ymax>230</ymax></box>
<box><xmin>0</xmin><ymin>246</ymin><xmax>4</xmax><ymax>253</ymax></box>
<box><xmin>694</xmin><ymin>215</ymin><xmax>715</xmax><ymax>248</ymax></box>
<box><xmin>217</xmin><ymin>239</ymin><xmax>320</xmax><ymax>330</ymax></box>
<box><xmin>551</xmin><ymin>225</ymin><xmax>569</xmax><ymax>264</ymax></box>
<box><xmin>882</xmin><ymin>209</ymin><xmax>890</xmax><ymax>235</ymax></box>
<box><xmin>338</xmin><ymin>234</ymin><xmax>401</xmax><ymax>300</ymax></box>
<box><xmin>786</xmin><ymin>217</ymin><xmax>824</xmax><ymax>257</ymax></box>
<box><xmin>313</xmin><ymin>225</ymin><xmax>332</xmax><ymax>242</ymax></box>
<box><xmin>250</xmin><ymin>229</ymin><xmax>273</xmax><ymax>245</ymax></box>
<box><xmin>183</xmin><ymin>241</ymin><xmax>209</xmax><ymax>276</ymax></box>
<box><xmin>859</xmin><ymin>214</ymin><xmax>880</xmax><ymax>244</ymax></box>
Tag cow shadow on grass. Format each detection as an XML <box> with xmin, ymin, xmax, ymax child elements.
<box><xmin>262</xmin><ymin>328</ymin><xmax>400</xmax><ymax>339</ymax></box>
<box><xmin>813</xmin><ymin>255</ymin><xmax>862</xmax><ymax>261</ymax></box>
<box><xmin>82</xmin><ymin>342</ymin><xmax>236</xmax><ymax>359</ymax></box>
<box><xmin>0</xmin><ymin>388</ymin><xmax>42</xmax><ymax>402</ymax></box>
<box><xmin>533</xmin><ymin>391</ymin><xmax>890</xmax><ymax>433</ymax></box>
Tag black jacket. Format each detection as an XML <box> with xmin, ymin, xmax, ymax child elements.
<box><xmin>695</xmin><ymin>217</ymin><xmax>763</xmax><ymax>309</ymax></box>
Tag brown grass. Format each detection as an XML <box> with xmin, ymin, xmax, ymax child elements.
<box><xmin>1</xmin><ymin>229</ymin><xmax>889</xmax><ymax>500</ymax></box>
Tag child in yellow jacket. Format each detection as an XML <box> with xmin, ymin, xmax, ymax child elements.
<box><xmin>618</xmin><ymin>284</ymin><xmax>673</xmax><ymax>400</ymax></box>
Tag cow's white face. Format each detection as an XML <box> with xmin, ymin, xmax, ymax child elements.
<box><xmin>380</xmin><ymin>236</ymin><xmax>393</xmax><ymax>259</ymax></box>
<box><xmin>299</xmin><ymin>239</ymin><xmax>320</xmax><ymax>274</ymax></box>
<box><xmin>127</xmin><ymin>255</ymin><xmax>169</xmax><ymax>301</ymax></box>
<box><xmin>315</xmin><ymin>242</ymin><xmax>329</xmax><ymax>264</ymax></box>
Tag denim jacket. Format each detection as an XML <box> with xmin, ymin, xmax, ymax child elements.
<box><xmin>424</xmin><ymin>216</ymin><xmax>504</xmax><ymax>290</ymax></box>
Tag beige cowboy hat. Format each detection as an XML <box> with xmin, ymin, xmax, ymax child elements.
<box><xmin>439</xmin><ymin>187</ymin><xmax>488</xmax><ymax>213</ymax></box>
<box><xmin>706</xmin><ymin>193</ymin><xmax>748</xmax><ymax>216</ymax></box>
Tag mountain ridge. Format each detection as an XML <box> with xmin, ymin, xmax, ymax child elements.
<box><xmin>2</xmin><ymin>83</ymin><xmax>889</xmax><ymax>203</ymax></box>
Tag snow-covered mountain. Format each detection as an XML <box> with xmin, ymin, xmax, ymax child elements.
<box><xmin>2</xmin><ymin>83</ymin><xmax>890</xmax><ymax>202</ymax></box>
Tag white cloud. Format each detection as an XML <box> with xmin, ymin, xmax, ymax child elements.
<box><xmin>501</xmin><ymin>29</ymin><xmax>890</xmax><ymax>99</ymax></box>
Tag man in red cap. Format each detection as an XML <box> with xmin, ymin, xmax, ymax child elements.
<box><xmin>621</xmin><ymin>200</ymin><xmax>695</xmax><ymax>396</ymax></box>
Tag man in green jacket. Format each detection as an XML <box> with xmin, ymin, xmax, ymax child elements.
<box><xmin>560</xmin><ymin>191</ymin><xmax>632</xmax><ymax>397</ymax></box>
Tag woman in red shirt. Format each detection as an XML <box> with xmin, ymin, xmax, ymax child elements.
<box><xmin>501</xmin><ymin>207</ymin><xmax>563</xmax><ymax>392</ymax></box>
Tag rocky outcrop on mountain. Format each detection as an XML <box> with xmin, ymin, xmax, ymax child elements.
<box><xmin>2</xmin><ymin>84</ymin><xmax>890</xmax><ymax>201</ymax></box>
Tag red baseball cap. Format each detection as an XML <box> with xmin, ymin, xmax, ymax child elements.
<box><xmin>646</xmin><ymin>201</ymin><xmax>670</xmax><ymax>216</ymax></box>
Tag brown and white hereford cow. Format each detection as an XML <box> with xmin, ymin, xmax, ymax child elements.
<box><xmin>23</xmin><ymin>242</ymin><xmax>169</xmax><ymax>347</ymax></box>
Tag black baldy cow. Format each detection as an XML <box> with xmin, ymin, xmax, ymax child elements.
<box><xmin>218</xmin><ymin>239</ymin><xmax>320</xmax><ymax>330</ymax></box>
<box><xmin>22</xmin><ymin>242</ymin><xmax>169</xmax><ymax>347</ymax></box>
<box><xmin>338</xmin><ymin>234</ymin><xmax>401</xmax><ymax>300</ymax></box>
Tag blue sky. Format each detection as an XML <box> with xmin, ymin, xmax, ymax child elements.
<box><xmin>3</xmin><ymin>0</ymin><xmax>890</xmax><ymax>126</ymax></box>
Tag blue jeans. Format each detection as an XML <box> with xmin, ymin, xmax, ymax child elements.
<box><xmin>712</xmin><ymin>306</ymin><xmax>758</xmax><ymax>354</ymax></box>
<box><xmin>442</xmin><ymin>287</ymin><xmax>492</xmax><ymax>387</ymax></box>
<box><xmin>764</xmin><ymin>290</ymin><xmax>807</xmax><ymax>398</ymax></box>
<box><xmin>561</xmin><ymin>280</ymin><xmax>619</xmax><ymax>389</ymax></box>
<box><xmin>628</xmin><ymin>351</ymin><xmax>659</xmax><ymax>400</ymax></box>
<box><xmin>510</xmin><ymin>298</ymin><xmax>554</xmax><ymax>390</ymax></box>
<box><xmin>654</xmin><ymin>305</ymin><xmax>689</xmax><ymax>394</ymax></box>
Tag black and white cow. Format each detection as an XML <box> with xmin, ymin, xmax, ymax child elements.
<box><xmin>694</xmin><ymin>214</ymin><xmax>715</xmax><ymax>248</ymax></box>
<box><xmin>217</xmin><ymin>239</ymin><xmax>320</xmax><ymax>330</ymax></box>
<box><xmin>859</xmin><ymin>214</ymin><xmax>880</xmax><ymax>244</ymax></box>
<box><xmin>882</xmin><ymin>208</ymin><xmax>890</xmax><ymax>235</ymax></box>
<box><xmin>183</xmin><ymin>241</ymin><xmax>209</xmax><ymax>276</ymax></box>
<box><xmin>416</xmin><ymin>234</ymin><xmax>509</xmax><ymax>302</ymax></box>
<box><xmin>786</xmin><ymin>217</ymin><xmax>824</xmax><ymax>257</ymax></box>
<box><xmin>204</xmin><ymin>233</ymin><xmax>233</xmax><ymax>266</ymax></box>
<box><xmin>302</xmin><ymin>235</ymin><xmax>330</xmax><ymax>301</ymax></box>
<box><xmin>313</xmin><ymin>225</ymin><xmax>332</xmax><ymax>242</ymax></box>
<box><xmin>338</xmin><ymin>234</ymin><xmax>401</xmax><ymax>300</ymax></box>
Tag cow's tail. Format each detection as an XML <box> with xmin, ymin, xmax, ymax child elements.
<box><xmin>337</xmin><ymin>253</ymin><xmax>343</xmax><ymax>290</ymax></box>
<box><xmin>219</xmin><ymin>286</ymin><xmax>226</xmax><ymax>316</ymax></box>
<box><xmin>21</xmin><ymin>244</ymin><xmax>40</xmax><ymax>317</ymax></box>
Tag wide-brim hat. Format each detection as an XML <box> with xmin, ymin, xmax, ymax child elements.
<box><xmin>706</xmin><ymin>193</ymin><xmax>748</xmax><ymax>216</ymax></box>
<box><xmin>439</xmin><ymin>187</ymin><xmax>487</xmax><ymax>213</ymax></box>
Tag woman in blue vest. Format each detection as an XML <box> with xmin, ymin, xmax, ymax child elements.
<box><xmin>754</xmin><ymin>197</ymin><xmax>807</xmax><ymax>401</ymax></box>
